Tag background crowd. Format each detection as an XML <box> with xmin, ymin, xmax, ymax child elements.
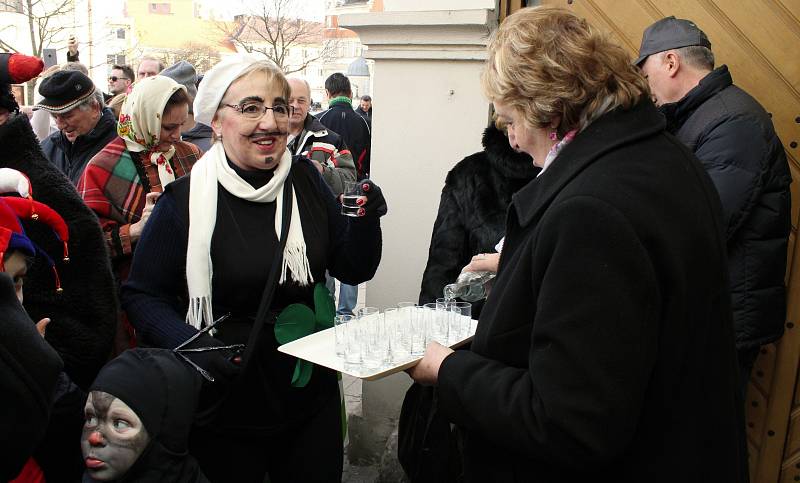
<box><xmin>0</xmin><ymin>5</ymin><xmax>791</xmax><ymax>483</ymax></box>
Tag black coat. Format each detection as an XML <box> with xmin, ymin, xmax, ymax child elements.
<box><xmin>318</xmin><ymin>101</ymin><xmax>371</xmax><ymax>178</ymax></box>
<box><xmin>182</xmin><ymin>122</ymin><xmax>213</xmax><ymax>154</ymax></box>
<box><xmin>0</xmin><ymin>112</ymin><xmax>118</xmax><ymax>389</ymax></box>
<box><xmin>436</xmin><ymin>100</ymin><xmax>747</xmax><ymax>482</ymax></box>
<box><xmin>0</xmin><ymin>273</ymin><xmax>63</xmax><ymax>481</ymax></box>
<box><xmin>40</xmin><ymin>108</ymin><xmax>118</xmax><ymax>185</ymax></box>
<box><xmin>662</xmin><ymin>66</ymin><xmax>792</xmax><ymax>350</ymax></box>
<box><xmin>419</xmin><ymin>125</ymin><xmax>539</xmax><ymax>305</ymax></box>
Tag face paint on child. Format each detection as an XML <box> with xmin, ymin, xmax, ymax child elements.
<box><xmin>81</xmin><ymin>391</ymin><xmax>150</xmax><ymax>481</ymax></box>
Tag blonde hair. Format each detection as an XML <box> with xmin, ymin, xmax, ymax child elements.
<box><xmin>482</xmin><ymin>6</ymin><xmax>650</xmax><ymax>135</ymax></box>
<box><xmin>234</xmin><ymin>60</ymin><xmax>291</xmax><ymax>102</ymax></box>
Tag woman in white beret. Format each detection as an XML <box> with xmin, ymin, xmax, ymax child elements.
<box><xmin>121</xmin><ymin>54</ymin><xmax>386</xmax><ymax>481</ymax></box>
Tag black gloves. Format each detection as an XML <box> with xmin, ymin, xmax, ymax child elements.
<box><xmin>354</xmin><ymin>179</ymin><xmax>388</xmax><ymax>218</ymax></box>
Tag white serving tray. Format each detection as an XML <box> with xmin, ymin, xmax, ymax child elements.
<box><xmin>278</xmin><ymin>318</ymin><xmax>477</xmax><ymax>381</ymax></box>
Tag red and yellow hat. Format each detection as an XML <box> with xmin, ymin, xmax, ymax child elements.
<box><xmin>0</xmin><ymin>169</ymin><xmax>70</xmax><ymax>292</ymax></box>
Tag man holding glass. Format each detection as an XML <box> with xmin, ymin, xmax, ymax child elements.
<box><xmin>287</xmin><ymin>77</ymin><xmax>356</xmax><ymax>196</ymax></box>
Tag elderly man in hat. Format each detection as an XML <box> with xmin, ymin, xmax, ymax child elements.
<box><xmin>636</xmin><ymin>17</ymin><xmax>792</xmax><ymax>395</ymax></box>
<box><xmin>37</xmin><ymin>70</ymin><xmax>118</xmax><ymax>185</ymax></box>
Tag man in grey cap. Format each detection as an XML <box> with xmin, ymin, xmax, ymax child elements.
<box><xmin>37</xmin><ymin>70</ymin><xmax>118</xmax><ymax>184</ymax></box>
<box><xmin>637</xmin><ymin>16</ymin><xmax>792</xmax><ymax>396</ymax></box>
<box><xmin>160</xmin><ymin>60</ymin><xmax>212</xmax><ymax>152</ymax></box>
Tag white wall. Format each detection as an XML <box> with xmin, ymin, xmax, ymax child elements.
<box><xmin>368</xmin><ymin>58</ymin><xmax>489</xmax><ymax>308</ymax></box>
<box><xmin>340</xmin><ymin>6</ymin><xmax>495</xmax><ymax>309</ymax></box>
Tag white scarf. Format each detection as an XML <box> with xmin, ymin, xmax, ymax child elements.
<box><xmin>185</xmin><ymin>141</ymin><xmax>313</xmax><ymax>329</ymax></box>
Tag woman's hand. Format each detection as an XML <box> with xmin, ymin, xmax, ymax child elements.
<box><xmin>406</xmin><ymin>342</ymin><xmax>454</xmax><ymax>386</ymax></box>
<box><xmin>130</xmin><ymin>192</ymin><xmax>161</xmax><ymax>242</ymax></box>
<box><xmin>352</xmin><ymin>179</ymin><xmax>387</xmax><ymax>218</ymax></box>
<box><xmin>462</xmin><ymin>252</ymin><xmax>500</xmax><ymax>274</ymax></box>
<box><xmin>36</xmin><ymin>318</ymin><xmax>51</xmax><ymax>338</ymax></box>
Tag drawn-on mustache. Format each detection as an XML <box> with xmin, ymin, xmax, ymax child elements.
<box><xmin>248</xmin><ymin>131</ymin><xmax>287</xmax><ymax>138</ymax></box>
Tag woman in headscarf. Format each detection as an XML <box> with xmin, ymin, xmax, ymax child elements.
<box><xmin>407</xmin><ymin>6</ymin><xmax>746</xmax><ymax>482</ymax></box>
<box><xmin>121</xmin><ymin>54</ymin><xmax>385</xmax><ymax>482</ymax></box>
<box><xmin>78</xmin><ymin>75</ymin><xmax>201</xmax><ymax>282</ymax></box>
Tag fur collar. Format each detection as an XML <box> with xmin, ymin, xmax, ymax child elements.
<box><xmin>481</xmin><ymin>125</ymin><xmax>539</xmax><ymax>180</ymax></box>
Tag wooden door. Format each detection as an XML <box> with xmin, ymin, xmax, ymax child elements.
<box><xmin>506</xmin><ymin>1</ymin><xmax>800</xmax><ymax>481</ymax></box>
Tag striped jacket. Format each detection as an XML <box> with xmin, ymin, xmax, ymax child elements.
<box><xmin>289</xmin><ymin>114</ymin><xmax>356</xmax><ymax>195</ymax></box>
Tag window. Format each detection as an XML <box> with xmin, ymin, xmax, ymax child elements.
<box><xmin>149</xmin><ymin>2</ymin><xmax>171</xmax><ymax>14</ymax></box>
<box><xmin>0</xmin><ymin>0</ymin><xmax>23</xmax><ymax>13</ymax></box>
<box><xmin>116</xmin><ymin>54</ymin><xmax>126</xmax><ymax>65</ymax></box>
<box><xmin>116</xmin><ymin>28</ymin><xmax>126</xmax><ymax>39</ymax></box>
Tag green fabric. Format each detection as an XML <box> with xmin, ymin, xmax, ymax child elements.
<box><xmin>328</xmin><ymin>96</ymin><xmax>353</xmax><ymax>108</ymax></box>
<box><xmin>274</xmin><ymin>283</ymin><xmax>336</xmax><ymax>387</ymax></box>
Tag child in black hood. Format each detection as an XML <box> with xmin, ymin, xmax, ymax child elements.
<box><xmin>82</xmin><ymin>348</ymin><xmax>207</xmax><ymax>483</ymax></box>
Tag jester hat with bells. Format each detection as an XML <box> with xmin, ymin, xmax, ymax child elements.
<box><xmin>0</xmin><ymin>168</ymin><xmax>70</xmax><ymax>292</ymax></box>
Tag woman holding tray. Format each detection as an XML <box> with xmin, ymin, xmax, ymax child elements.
<box><xmin>408</xmin><ymin>6</ymin><xmax>747</xmax><ymax>483</ymax></box>
<box><xmin>121</xmin><ymin>53</ymin><xmax>386</xmax><ymax>482</ymax></box>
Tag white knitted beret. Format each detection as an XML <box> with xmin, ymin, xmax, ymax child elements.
<box><xmin>193</xmin><ymin>53</ymin><xmax>273</xmax><ymax>126</ymax></box>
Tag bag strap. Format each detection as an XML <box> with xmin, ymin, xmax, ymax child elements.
<box><xmin>241</xmin><ymin>171</ymin><xmax>293</xmax><ymax>367</ymax></box>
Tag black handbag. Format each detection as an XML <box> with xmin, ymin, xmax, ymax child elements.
<box><xmin>398</xmin><ymin>382</ymin><xmax>463</xmax><ymax>482</ymax></box>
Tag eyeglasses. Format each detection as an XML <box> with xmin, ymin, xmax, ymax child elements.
<box><xmin>223</xmin><ymin>102</ymin><xmax>293</xmax><ymax>121</ymax></box>
<box><xmin>108</xmin><ymin>76</ymin><xmax>129</xmax><ymax>82</ymax></box>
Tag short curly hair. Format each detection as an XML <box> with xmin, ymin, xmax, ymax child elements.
<box><xmin>482</xmin><ymin>6</ymin><xmax>650</xmax><ymax>136</ymax></box>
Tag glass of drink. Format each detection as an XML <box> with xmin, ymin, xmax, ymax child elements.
<box><xmin>448</xmin><ymin>301</ymin><xmax>472</xmax><ymax>343</ymax></box>
<box><xmin>423</xmin><ymin>302</ymin><xmax>449</xmax><ymax>345</ymax></box>
<box><xmin>344</xmin><ymin>318</ymin><xmax>362</xmax><ymax>365</ymax></box>
<box><xmin>334</xmin><ymin>314</ymin><xmax>354</xmax><ymax>357</ymax></box>
<box><xmin>386</xmin><ymin>307</ymin><xmax>411</xmax><ymax>362</ymax></box>
<box><xmin>341</xmin><ymin>180</ymin><xmax>364</xmax><ymax>217</ymax></box>
<box><xmin>409</xmin><ymin>306</ymin><xmax>426</xmax><ymax>356</ymax></box>
<box><xmin>361</xmin><ymin>311</ymin><xmax>389</xmax><ymax>369</ymax></box>
<box><xmin>358</xmin><ymin>306</ymin><xmax>380</xmax><ymax>318</ymax></box>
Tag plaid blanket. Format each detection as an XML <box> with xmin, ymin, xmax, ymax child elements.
<box><xmin>78</xmin><ymin>136</ymin><xmax>201</xmax><ymax>259</ymax></box>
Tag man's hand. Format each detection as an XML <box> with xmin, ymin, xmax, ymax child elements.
<box><xmin>406</xmin><ymin>342</ymin><xmax>454</xmax><ymax>386</ymax></box>
<box><xmin>67</xmin><ymin>35</ymin><xmax>78</xmax><ymax>56</ymax></box>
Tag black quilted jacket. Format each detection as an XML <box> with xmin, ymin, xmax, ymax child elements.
<box><xmin>662</xmin><ymin>66</ymin><xmax>792</xmax><ymax>350</ymax></box>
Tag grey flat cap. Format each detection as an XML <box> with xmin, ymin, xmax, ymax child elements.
<box><xmin>634</xmin><ymin>16</ymin><xmax>711</xmax><ymax>66</ymax></box>
<box><xmin>161</xmin><ymin>60</ymin><xmax>197</xmax><ymax>100</ymax></box>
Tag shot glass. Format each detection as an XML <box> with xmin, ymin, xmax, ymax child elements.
<box><xmin>386</xmin><ymin>307</ymin><xmax>411</xmax><ymax>362</ymax></box>
<box><xmin>361</xmin><ymin>311</ymin><xmax>389</xmax><ymax>369</ymax></box>
<box><xmin>423</xmin><ymin>302</ymin><xmax>449</xmax><ymax>345</ymax></box>
<box><xmin>334</xmin><ymin>314</ymin><xmax>354</xmax><ymax>357</ymax></box>
<box><xmin>358</xmin><ymin>306</ymin><xmax>380</xmax><ymax>318</ymax></box>
<box><xmin>341</xmin><ymin>180</ymin><xmax>363</xmax><ymax>217</ymax></box>
<box><xmin>409</xmin><ymin>306</ymin><xmax>427</xmax><ymax>356</ymax></box>
<box><xmin>344</xmin><ymin>319</ymin><xmax>362</xmax><ymax>365</ymax></box>
<box><xmin>448</xmin><ymin>301</ymin><xmax>472</xmax><ymax>343</ymax></box>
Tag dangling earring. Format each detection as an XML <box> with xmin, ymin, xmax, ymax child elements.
<box><xmin>549</xmin><ymin>131</ymin><xmax>558</xmax><ymax>141</ymax></box>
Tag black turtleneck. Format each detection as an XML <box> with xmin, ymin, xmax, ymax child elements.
<box><xmin>226</xmin><ymin>157</ymin><xmax>275</xmax><ymax>189</ymax></box>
